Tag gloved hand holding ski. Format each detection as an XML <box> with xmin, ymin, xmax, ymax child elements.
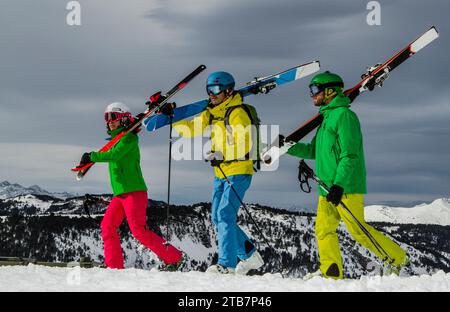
<box><xmin>205</xmin><ymin>151</ymin><xmax>224</xmax><ymax>167</ymax></box>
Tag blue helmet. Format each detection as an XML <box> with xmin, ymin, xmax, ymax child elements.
<box><xmin>206</xmin><ymin>71</ymin><xmax>235</xmax><ymax>95</ymax></box>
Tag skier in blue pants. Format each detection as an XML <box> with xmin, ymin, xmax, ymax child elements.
<box><xmin>173</xmin><ymin>71</ymin><xmax>264</xmax><ymax>274</ymax></box>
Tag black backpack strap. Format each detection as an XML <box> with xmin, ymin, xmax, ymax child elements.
<box><xmin>223</xmin><ymin>104</ymin><xmax>261</xmax><ymax>171</ymax></box>
<box><xmin>224</xmin><ymin>104</ymin><xmax>254</xmax><ymax>128</ymax></box>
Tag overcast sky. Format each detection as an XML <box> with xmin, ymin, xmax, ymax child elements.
<box><xmin>0</xmin><ymin>0</ymin><xmax>448</xmax><ymax>211</ymax></box>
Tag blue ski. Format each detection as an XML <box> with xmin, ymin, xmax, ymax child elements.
<box><xmin>144</xmin><ymin>61</ymin><xmax>320</xmax><ymax>132</ymax></box>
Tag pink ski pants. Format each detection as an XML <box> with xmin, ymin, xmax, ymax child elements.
<box><xmin>101</xmin><ymin>191</ymin><xmax>182</xmax><ymax>269</ymax></box>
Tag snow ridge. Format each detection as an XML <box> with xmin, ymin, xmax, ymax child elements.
<box><xmin>365</xmin><ymin>198</ymin><xmax>450</xmax><ymax>226</ymax></box>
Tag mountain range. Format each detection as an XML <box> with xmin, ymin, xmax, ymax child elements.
<box><xmin>0</xmin><ymin>181</ymin><xmax>74</xmax><ymax>200</ymax></box>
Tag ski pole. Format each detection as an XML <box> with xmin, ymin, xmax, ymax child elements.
<box><xmin>83</xmin><ymin>194</ymin><xmax>108</xmax><ymax>223</ymax></box>
<box><xmin>216</xmin><ymin>164</ymin><xmax>286</xmax><ymax>277</ymax></box>
<box><xmin>298</xmin><ymin>160</ymin><xmax>395</xmax><ymax>264</ymax></box>
<box><xmin>164</xmin><ymin>114</ymin><xmax>174</xmax><ymax>247</ymax></box>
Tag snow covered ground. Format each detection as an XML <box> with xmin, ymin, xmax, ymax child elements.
<box><xmin>0</xmin><ymin>265</ymin><xmax>448</xmax><ymax>292</ymax></box>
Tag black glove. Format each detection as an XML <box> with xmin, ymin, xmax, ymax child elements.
<box><xmin>326</xmin><ymin>185</ymin><xmax>344</xmax><ymax>206</ymax></box>
<box><xmin>210</xmin><ymin>159</ymin><xmax>224</xmax><ymax>167</ymax></box>
<box><xmin>277</xmin><ymin>134</ymin><xmax>286</xmax><ymax>148</ymax></box>
<box><xmin>205</xmin><ymin>151</ymin><xmax>224</xmax><ymax>167</ymax></box>
<box><xmin>159</xmin><ymin>102</ymin><xmax>176</xmax><ymax>116</ymax></box>
<box><xmin>80</xmin><ymin>152</ymin><xmax>92</xmax><ymax>165</ymax></box>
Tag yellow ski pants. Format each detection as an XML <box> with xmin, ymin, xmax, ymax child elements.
<box><xmin>316</xmin><ymin>194</ymin><xmax>407</xmax><ymax>279</ymax></box>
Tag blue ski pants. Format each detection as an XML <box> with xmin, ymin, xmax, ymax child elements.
<box><xmin>211</xmin><ymin>174</ymin><xmax>255</xmax><ymax>268</ymax></box>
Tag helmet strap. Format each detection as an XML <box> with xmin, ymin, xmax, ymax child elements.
<box><xmin>225</xmin><ymin>88</ymin><xmax>234</xmax><ymax>97</ymax></box>
<box><xmin>220</xmin><ymin>88</ymin><xmax>235</xmax><ymax>104</ymax></box>
<box><xmin>323</xmin><ymin>87</ymin><xmax>337</xmax><ymax>103</ymax></box>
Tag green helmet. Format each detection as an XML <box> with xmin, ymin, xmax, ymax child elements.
<box><xmin>309</xmin><ymin>71</ymin><xmax>344</xmax><ymax>97</ymax></box>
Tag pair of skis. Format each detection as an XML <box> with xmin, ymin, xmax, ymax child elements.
<box><xmin>261</xmin><ymin>26</ymin><xmax>439</xmax><ymax>165</ymax></box>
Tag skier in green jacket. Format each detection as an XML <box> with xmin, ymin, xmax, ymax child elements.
<box><xmin>78</xmin><ymin>102</ymin><xmax>183</xmax><ymax>270</ymax></box>
<box><xmin>287</xmin><ymin>72</ymin><xmax>408</xmax><ymax>280</ymax></box>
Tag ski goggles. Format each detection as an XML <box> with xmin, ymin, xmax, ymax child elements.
<box><xmin>309</xmin><ymin>84</ymin><xmax>323</xmax><ymax>97</ymax></box>
<box><xmin>104</xmin><ymin>112</ymin><xmax>130</xmax><ymax>123</ymax></box>
<box><xmin>309</xmin><ymin>82</ymin><xmax>344</xmax><ymax>97</ymax></box>
<box><xmin>206</xmin><ymin>84</ymin><xmax>227</xmax><ymax>96</ymax></box>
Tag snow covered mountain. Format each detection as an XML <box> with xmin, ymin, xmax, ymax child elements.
<box><xmin>1</xmin><ymin>181</ymin><xmax>449</xmax><ymax>225</ymax></box>
<box><xmin>0</xmin><ymin>181</ymin><xmax>74</xmax><ymax>200</ymax></box>
<box><xmin>365</xmin><ymin>198</ymin><xmax>450</xmax><ymax>226</ymax></box>
<box><xmin>0</xmin><ymin>191</ymin><xmax>449</xmax><ymax>279</ymax></box>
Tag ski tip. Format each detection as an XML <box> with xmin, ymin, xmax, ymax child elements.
<box><xmin>430</xmin><ymin>25</ymin><xmax>439</xmax><ymax>34</ymax></box>
<box><xmin>295</xmin><ymin>61</ymin><xmax>321</xmax><ymax>80</ymax></box>
<box><xmin>71</xmin><ymin>164</ymin><xmax>86</xmax><ymax>172</ymax></box>
<box><xmin>300</xmin><ymin>60</ymin><xmax>321</xmax><ymax>69</ymax></box>
<box><xmin>306</xmin><ymin>60</ymin><xmax>321</xmax><ymax>69</ymax></box>
<box><xmin>411</xmin><ymin>26</ymin><xmax>440</xmax><ymax>53</ymax></box>
<box><xmin>76</xmin><ymin>172</ymin><xmax>84</xmax><ymax>181</ymax></box>
<box><xmin>312</xmin><ymin>60</ymin><xmax>321</xmax><ymax>71</ymax></box>
<box><xmin>429</xmin><ymin>26</ymin><xmax>439</xmax><ymax>38</ymax></box>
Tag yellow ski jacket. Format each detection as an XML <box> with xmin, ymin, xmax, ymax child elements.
<box><xmin>173</xmin><ymin>93</ymin><xmax>254</xmax><ymax>178</ymax></box>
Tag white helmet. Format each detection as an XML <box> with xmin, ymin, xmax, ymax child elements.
<box><xmin>104</xmin><ymin>102</ymin><xmax>132</xmax><ymax>123</ymax></box>
<box><xmin>105</xmin><ymin>102</ymin><xmax>131</xmax><ymax>114</ymax></box>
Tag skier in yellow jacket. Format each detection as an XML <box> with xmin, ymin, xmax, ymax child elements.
<box><xmin>172</xmin><ymin>71</ymin><xmax>264</xmax><ymax>275</ymax></box>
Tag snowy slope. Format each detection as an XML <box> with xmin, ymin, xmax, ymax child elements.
<box><xmin>0</xmin><ymin>265</ymin><xmax>448</xmax><ymax>292</ymax></box>
<box><xmin>365</xmin><ymin>198</ymin><xmax>450</xmax><ymax>226</ymax></box>
<box><xmin>8</xmin><ymin>194</ymin><xmax>53</xmax><ymax>214</ymax></box>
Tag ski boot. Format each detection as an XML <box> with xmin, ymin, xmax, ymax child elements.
<box><xmin>383</xmin><ymin>256</ymin><xmax>411</xmax><ymax>276</ymax></box>
<box><xmin>303</xmin><ymin>269</ymin><xmax>323</xmax><ymax>281</ymax></box>
<box><xmin>206</xmin><ymin>264</ymin><xmax>235</xmax><ymax>274</ymax></box>
<box><xmin>235</xmin><ymin>251</ymin><xmax>264</xmax><ymax>275</ymax></box>
<box><xmin>161</xmin><ymin>254</ymin><xmax>186</xmax><ymax>272</ymax></box>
